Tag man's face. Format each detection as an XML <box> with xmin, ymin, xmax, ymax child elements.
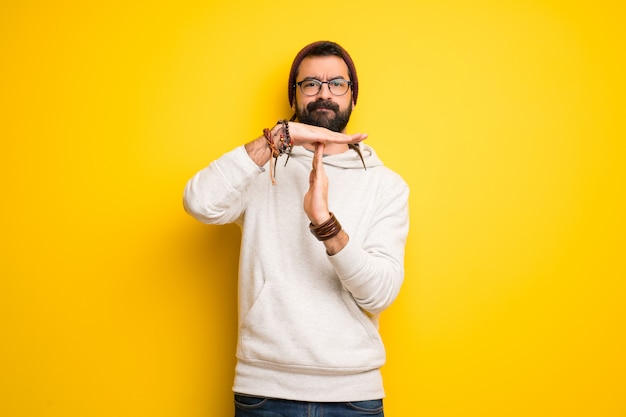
<box><xmin>293</xmin><ymin>55</ymin><xmax>354</xmax><ymax>133</ymax></box>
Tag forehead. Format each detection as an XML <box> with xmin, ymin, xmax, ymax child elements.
<box><xmin>296</xmin><ymin>55</ymin><xmax>350</xmax><ymax>80</ymax></box>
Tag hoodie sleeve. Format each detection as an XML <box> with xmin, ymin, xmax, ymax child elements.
<box><xmin>183</xmin><ymin>146</ymin><xmax>264</xmax><ymax>225</ymax></box>
<box><xmin>328</xmin><ymin>177</ymin><xmax>410</xmax><ymax>314</ymax></box>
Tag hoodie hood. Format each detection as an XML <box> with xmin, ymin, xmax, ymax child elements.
<box><xmin>287</xmin><ymin>143</ymin><xmax>384</xmax><ymax>170</ymax></box>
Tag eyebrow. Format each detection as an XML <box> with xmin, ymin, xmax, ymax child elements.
<box><xmin>300</xmin><ymin>75</ymin><xmax>349</xmax><ymax>81</ymax></box>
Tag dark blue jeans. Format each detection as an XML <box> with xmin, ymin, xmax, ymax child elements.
<box><xmin>234</xmin><ymin>394</ymin><xmax>384</xmax><ymax>417</ymax></box>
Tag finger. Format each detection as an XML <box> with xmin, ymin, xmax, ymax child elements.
<box><xmin>292</xmin><ymin>122</ymin><xmax>367</xmax><ymax>145</ymax></box>
<box><xmin>321</xmin><ymin>130</ymin><xmax>364</xmax><ymax>143</ymax></box>
<box><xmin>313</xmin><ymin>142</ymin><xmax>325</xmax><ymax>174</ymax></box>
<box><xmin>326</xmin><ymin>132</ymin><xmax>367</xmax><ymax>145</ymax></box>
<box><xmin>309</xmin><ymin>144</ymin><xmax>322</xmax><ymax>187</ymax></box>
<box><xmin>311</xmin><ymin>142</ymin><xmax>318</xmax><ymax>170</ymax></box>
<box><xmin>349</xmin><ymin>133</ymin><xmax>368</xmax><ymax>142</ymax></box>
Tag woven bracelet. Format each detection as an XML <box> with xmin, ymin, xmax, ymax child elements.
<box><xmin>309</xmin><ymin>212</ymin><xmax>343</xmax><ymax>241</ymax></box>
<box><xmin>263</xmin><ymin>128</ymin><xmax>280</xmax><ymax>158</ymax></box>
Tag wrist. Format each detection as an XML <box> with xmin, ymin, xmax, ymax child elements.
<box><xmin>258</xmin><ymin>120</ymin><xmax>294</xmax><ymax>185</ymax></box>
<box><xmin>310</xmin><ymin>212</ymin><xmax>331</xmax><ymax>227</ymax></box>
<box><xmin>245</xmin><ymin>135</ymin><xmax>272</xmax><ymax>167</ymax></box>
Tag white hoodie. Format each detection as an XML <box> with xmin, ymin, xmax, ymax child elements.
<box><xmin>184</xmin><ymin>143</ymin><xmax>409</xmax><ymax>402</ymax></box>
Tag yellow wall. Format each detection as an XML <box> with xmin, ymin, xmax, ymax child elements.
<box><xmin>1</xmin><ymin>1</ymin><xmax>624</xmax><ymax>416</ymax></box>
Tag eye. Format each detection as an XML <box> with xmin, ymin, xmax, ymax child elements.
<box><xmin>330</xmin><ymin>79</ymin><xmax>346</xmax><ymax>87</ymax></box>
<box><xmin>300</xmin><ymin>80</ymin><xmax>320</xmax><ymax>88</ymax></box>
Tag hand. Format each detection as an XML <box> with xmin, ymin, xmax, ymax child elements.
<box><xmin>278</xmin><ymin>122</ymin><xmax>367</xmax><ymax>148</ymax></box>
<box><xmin>303</xmin><ymin>142</ymin><xmax>330</xmax><ymax>225</ymax></box>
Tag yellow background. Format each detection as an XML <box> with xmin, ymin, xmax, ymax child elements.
<box><xmin>1</xmin><ymin>1</ymin><xmax>625</xmax><ymax>416</ymax></box>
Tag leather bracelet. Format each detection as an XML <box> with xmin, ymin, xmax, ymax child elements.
<box><xmin>309</xmin><ymin>213</ymin><xmax>342</xmax><ymax>241</ymax></box>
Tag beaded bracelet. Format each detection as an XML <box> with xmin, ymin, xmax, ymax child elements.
<box><xmin>277</xmin><ymin>119</ymin><xmax>293</xmax><ymax>155</ymax></box>
<box><xmin>309</xmin><ymin>212</ymin><xmax>343</xmax><ymax>241</ymax></box>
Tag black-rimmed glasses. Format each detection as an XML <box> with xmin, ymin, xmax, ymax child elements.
<box><xmin>294</xmin><ymin>78</ymin><xmax>352</xmax><ymax>96</ymax></box>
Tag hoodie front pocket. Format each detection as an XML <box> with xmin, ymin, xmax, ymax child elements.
<box><xmin>237</xmin><ymin>281</ymin><xmax>385</xmax><ymax>373</ymax></box>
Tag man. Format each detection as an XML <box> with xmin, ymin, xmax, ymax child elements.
<box><xmin>184</xmin><ymin>41</ymin><xmax>409</xmax><ymax>417</ymax></box>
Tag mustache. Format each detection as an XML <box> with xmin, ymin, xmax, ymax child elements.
<box><xmin>307</xmin><ymin>100</ymin><xmax>339</xmax><ymax>112</ymax></box>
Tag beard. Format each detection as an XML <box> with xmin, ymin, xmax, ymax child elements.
<box><xmin>295</xmin><ymin>99</ymin><xmax>353</xmax><ymax>133</ymax></box>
